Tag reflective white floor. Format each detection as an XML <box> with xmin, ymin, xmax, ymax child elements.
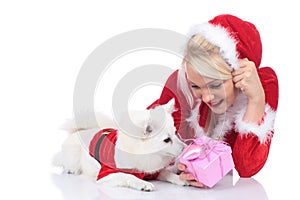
<box><xmin>51</xmin><ymin>172</ymin><xmax>268</xmax><ymax>200</ymax></box>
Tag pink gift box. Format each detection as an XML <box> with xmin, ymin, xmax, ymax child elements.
<box><xmin>179</xmin><ymin>136</ymin><xmax>234</xmax><ymax>188</ymax></box>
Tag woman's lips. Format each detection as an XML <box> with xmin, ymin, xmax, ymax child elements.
<box><xmin>208</xmin><ymin>99</ymin><xmax>223</xmax><ymax>108</ymax></box>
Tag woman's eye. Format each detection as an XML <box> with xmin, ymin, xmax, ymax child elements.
<box><xmin>191</xmin><ymin>84</ymin><xmax>200</xmax><ymax>89</ymax></box>
<box><xmin>209</xmin><ymin>83</ymin><xmax>222</xmax><ymax>89</ymax></box>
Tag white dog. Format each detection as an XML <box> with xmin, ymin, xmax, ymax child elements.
<box><xmin>53</xmin><ymin>99</ymin><xmax>188</xmax><ymax>191</ymax></box>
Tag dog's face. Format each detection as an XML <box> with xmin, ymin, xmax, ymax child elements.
<box><xmin>115</xmin><ymin>98</ymin><xmax>186</xmax><ymax>173</ymax></box>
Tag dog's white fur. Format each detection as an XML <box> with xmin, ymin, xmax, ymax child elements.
<box><xmin>53</xmin><ymin>99</ymin><xmax>188</xmax><ymax>191</ymax></box>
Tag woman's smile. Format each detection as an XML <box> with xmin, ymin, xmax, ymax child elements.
<box><xmin>208</xmin><ymin>99</ymin><xmax>223</xmax><ymax>108</ymax></box>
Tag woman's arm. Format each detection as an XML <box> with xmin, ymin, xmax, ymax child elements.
<box><xmin>232</xmin><ymin>58</ymin><xmax>266</xmax><ymax>124</ymax></box>
<box><xmin>231</xmin><ymin>66</ymin><xmax>279</xmax><ymax>177</ymax></box>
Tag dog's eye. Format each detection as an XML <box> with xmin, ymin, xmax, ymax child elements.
<box><xmin>163</xmin><ymin>137</ymin><xmax>172</xmax><ymax>143</ymax></box>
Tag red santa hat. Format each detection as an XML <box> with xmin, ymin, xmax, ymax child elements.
<box><xmin>187</xmin><ymin>14</ymin><xmax>262</xmax><ymax>70</ymax></box>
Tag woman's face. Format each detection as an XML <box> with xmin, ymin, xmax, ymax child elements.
<box><xmin>186</xmin><ymin>63</ymin><xmax>238</xmax><ymax>114</ymax></box>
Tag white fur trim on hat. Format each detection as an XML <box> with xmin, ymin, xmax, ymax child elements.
<box><xmin>187</xmin><ymin>23</ymin><xmax>239</xmax><ymax>70</ymax></box>
<box><xmin>234</xmin><ymin>104</ymin><xmax>276</xmax><ymax>143</ymax></box>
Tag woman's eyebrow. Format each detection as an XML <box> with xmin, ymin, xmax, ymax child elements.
<box><xmin>187</xmin><ymin>79</ymin><xmax>219</xmax><ymax>86</ymax></box>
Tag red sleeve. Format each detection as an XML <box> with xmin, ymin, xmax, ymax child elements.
<box><xmin>147</xmin><ymin>70</ymin><xmax>197</xmax><ymax>140</ymax></box>
<box><xmin>230</xmin><ymin>66</ymin><xmax>279</xmax><ymax>177</ymax></box>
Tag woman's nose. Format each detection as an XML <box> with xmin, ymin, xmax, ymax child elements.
<box><xmin>201</xmin><ymin>89</ymin><xmax>214</xmax><ymax>103</ymax></box>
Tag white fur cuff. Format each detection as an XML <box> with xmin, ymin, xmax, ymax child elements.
<box><xmin>234</xmin><ymin>104</ymin><xmax>276</xmax><ymax>143</ymax></box>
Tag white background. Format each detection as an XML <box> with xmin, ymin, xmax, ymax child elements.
<box><xmin>1</xmin><ymin>1</ymin><xmax>299</xmax><ymax>199</ymax></box>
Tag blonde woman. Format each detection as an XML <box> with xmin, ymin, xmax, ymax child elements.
<box><xmin>148</xmin><ymin>14</ymin><xmax>278</xmax><ymax>187</ymax></box>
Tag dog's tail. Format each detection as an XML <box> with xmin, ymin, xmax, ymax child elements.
<box><xmin>52</xmin><ymin>130</ymin><xmax>101</xmax><ymax>178</ymax></box>
<box><xmin>53</xmin><ymin>111</ymin><xmax>109</xmax><ymax>178</ymax></box>
<box><xmin>59</xmin><ymin>111</ymin><xmax>116</xmax><ymax>133</ymax></box>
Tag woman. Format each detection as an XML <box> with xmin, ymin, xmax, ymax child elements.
<box><xmin>148</xmin><ymin>14</ymin><xmax>278</xmax><ymax>187</ymax></box>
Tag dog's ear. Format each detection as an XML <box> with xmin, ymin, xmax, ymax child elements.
<box><xmin>162</xmin><ymin>98</ymin><xmax>176</xmax><ymax>114</ymax></box>
<box><xmin>144</xmin><ymin>123</ymin><xmax>153</xmax><ymax>136</ymax></box>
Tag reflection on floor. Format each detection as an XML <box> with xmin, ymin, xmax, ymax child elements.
<box><xmin>51</xmin><ymin>172</ymin><xmax>268</xmax><ymax>200</ymax></box>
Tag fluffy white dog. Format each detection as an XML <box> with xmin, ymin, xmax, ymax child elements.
<box><xmin>53</xmin><ymin>99</ymin><xmax>188</xmax><ymax>191</ymax></box>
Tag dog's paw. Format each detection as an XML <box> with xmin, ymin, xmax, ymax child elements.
<box><xmin>157</xmin><ymin>170</ymin><xmax>190</xmax><ymax>186</ymax></box>
<box><xmin>140</xmin><ymin>182</ymin><xmax>155</xmax><ymax>192</ymax></box>
<box><xmin>97</xmin><ymin>172</ymin><xmax>155</xmax><ymax>192</ymax></box>
<box><xmin>172</xmin><ymin>178</ymin><xmax>190</xmax><ymax>186</ymax></box>
<box><xmin>124</xmin><ymin>176</ymin><xmax>155</xmax><ymax>191</ymax></box>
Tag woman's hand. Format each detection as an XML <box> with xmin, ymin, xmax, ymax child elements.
<box><xmin>178</xmin><ymin>163</ymin><xmax>205</xmax><ymax>188</ymax></box>
<box><xmin>232</xmin><ymin>58</ymin><xmax>264</xmax><ymax>101</ymax></box>
<box><xmin>232</xmin><ymin>58</ymin><xmax>265</xmax><ymax>123</ymax></box>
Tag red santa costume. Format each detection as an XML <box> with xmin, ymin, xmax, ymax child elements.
<box><xmin>148</xmin><ymin>14</ymin><xmax>279</xmax><ymax>178</ymax></box>
<box><xmin>89</xmin><ymin>128</ymin><xmax>159</xmax><ymax>181</ymax></box>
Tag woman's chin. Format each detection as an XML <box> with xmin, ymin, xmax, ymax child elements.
<box><xmin>209</xmin><ymin>103</ymin><xmax>227</xmax><ymax>114</ymax></box>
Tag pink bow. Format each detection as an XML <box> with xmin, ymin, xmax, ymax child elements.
<box><xmin>181</xmin><ymin>136</ymin><xmax>229</xmax><ymax>162</ymax></box>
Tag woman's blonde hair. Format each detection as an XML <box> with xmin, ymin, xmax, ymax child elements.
<box><xmin>178</xmin><ymin>34</ymin><xmax>233</xmax><ymax>107</ymax></box>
